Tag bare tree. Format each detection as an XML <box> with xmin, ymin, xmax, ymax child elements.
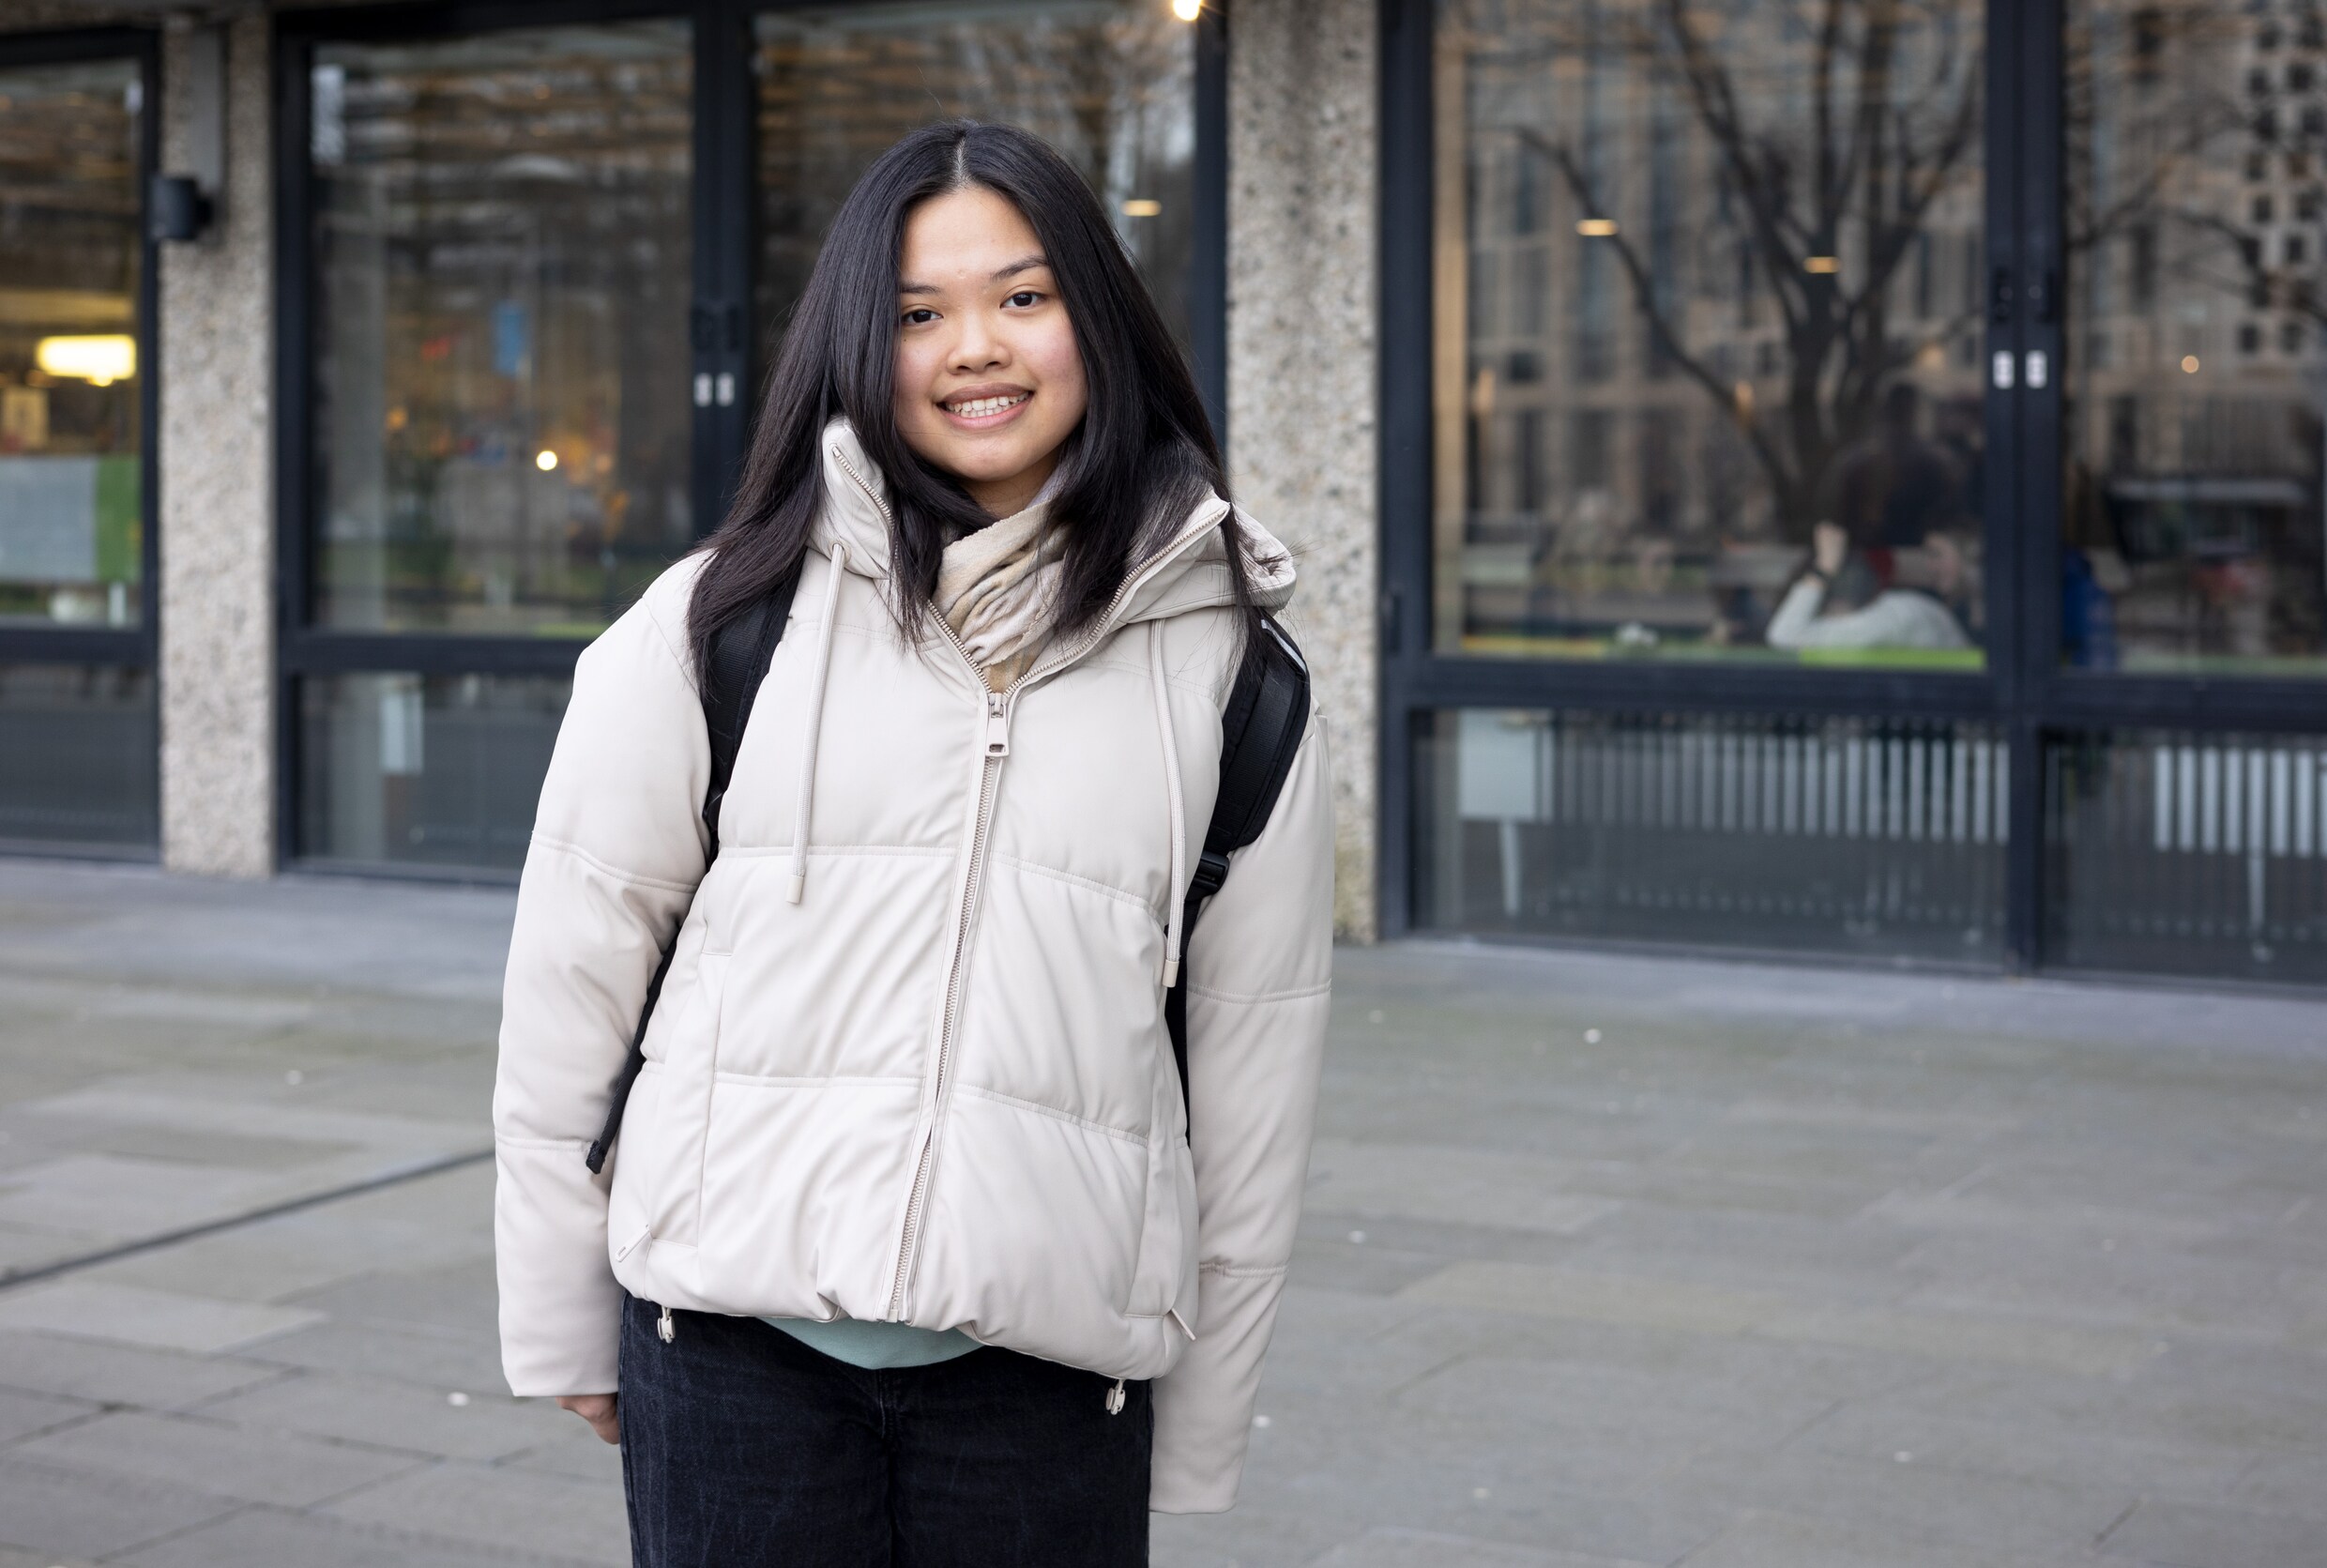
<box><xmin>1520</xmin><ymin>0</ymin><xmax>1982</xmax><ymax>537</ymax></box>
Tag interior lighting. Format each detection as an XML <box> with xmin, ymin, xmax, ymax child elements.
<box><xmin>535</xmin><ymin>449</ymin><xmax>559</xmax><ymax>471</ymax></box>
<box><xmin>1804</xmin><ymin>255</ymin><xmax>1841</xmax><ymax>274</ymax></box>
<box><xmin>1121</xmin><ymin>198</ymin><xmax>1163</xmax><ymax>218</ymax></box>
<box><xmin>2181</xmin><ymin>355</ymin><xmax>2201</xmax><ymax>373</ymax></box>
<box><xmin>1172</xmin><ymin>0</ymin><xmax>1202</xmax><ymax>19</ymax></box>
<box><xmin>35</xmin><ymin>334</ymin><xmax>135</xmax><ymax>388</ymax></box>
<box><xmin>1576</xmin><ymin>218</ymin><xmax>1619</xmax><ymax>236</ymax></box>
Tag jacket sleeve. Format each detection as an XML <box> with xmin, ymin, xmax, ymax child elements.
<box><xmin>1150</xmin><ymin>714</ymin><xmax>1334</xmax><ymax>1513</ymax></box>
<box><xmin>494</xmin><ymin>586</ymin><xmax>710</xmax><ymax>1397</ymax></box>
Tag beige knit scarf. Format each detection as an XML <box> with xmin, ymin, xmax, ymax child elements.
<box><xmin>936</xmin><ymin>474</ymin><xmax>1067</xmax><ymax>693</ymax></box>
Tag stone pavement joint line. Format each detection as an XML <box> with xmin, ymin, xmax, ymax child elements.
<box><xmin>0</xmin><ymin>1149</ymin><xmax>494</xmax><ymax>1294</ymax></box>
<box><xmin>0</xmin><ymin>861</ymin><xmax>2322</xmax><ymax>1567</ymax></box>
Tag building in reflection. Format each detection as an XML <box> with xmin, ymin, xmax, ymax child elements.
<box><xmin>2</xmin><ymin>0</ymin><xmax>2324</xmax><ymax>986</ymax></box>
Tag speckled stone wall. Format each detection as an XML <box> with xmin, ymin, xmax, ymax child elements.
<box><xmin>1228</xmin><ymin>0</ymin><xmax>1379</xmax><ymax>940</ymax></box>
<box><xmin>158</xmin><ymin>16</ymin><xmax>276</xmax><ymax>877</ymax></box>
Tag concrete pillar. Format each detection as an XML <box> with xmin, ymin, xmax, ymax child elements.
<box><xmin>159</xmin><ymin>15</ymin><xmax>276</xmax><ymax>876</ymax></box>
<box><xmin>1227</xmin><ymin>0</ymin><xmax>1378</xmax><ymax>939</ymax></box>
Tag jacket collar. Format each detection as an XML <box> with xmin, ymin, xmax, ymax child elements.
<box><xmin>811</xmin><ymin>418</ymin><xmax>1296</xmax><ymax>646</ymax></box>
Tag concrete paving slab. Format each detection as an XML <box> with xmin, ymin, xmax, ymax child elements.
<box><xmin>11</xmin><ymin>1408</ymin><xmax>425</xmax><ymax>1508</ymax></box>
<box><xmin>1308</xmin><ymin>1527</ymin><xmax>1654</xmax><ymax>1567</ymax></box>
<box><xmin>114</xmin><ymin>1505</ymin><xmax>576</xmax><ymax>1568</ymax></box>
<box><xmin>0</xmin><ymin>1384</ymin><xmax>100</xmax><ymax>1444</ymax></box>
<box><xmin>0</xmin><ymin>1454</ymin><xmax>241</xmax><ymax>1560</ymax></box>
<box><xmin>0</xmin><ymin>1328</ymin><xmax>280</xmax><ymax>1408</ymax></box>
<box><xmin>2097</xmin><ymin>1499</ymin><xmax>2327</xmax><ymax>1568</ymax></box>
<box><xmin>320</xmin><ymin>1460</ymin><xmax>631</xmax><ymax>1567</ymax></box>
<box><xmin>194</xmin><ymin>1368</ymin><xmax>570</xmax><ymax>1463</ymax></box>
<box><xmin>0</xmin><ymin>1281</ymin><xmax>326</xmax><ymax>1354</ymax></box>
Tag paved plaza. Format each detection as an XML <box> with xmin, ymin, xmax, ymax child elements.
<box><xmin>0</xmin><ymin>860</ymin><xmax>2320</xmax><ymax>1567</ymax></box>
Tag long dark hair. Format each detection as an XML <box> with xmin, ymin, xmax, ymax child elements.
<box><xmin>688</xmin><ymin>119</ymin><xmax>1265</xmax><ymax>677</ymax></box>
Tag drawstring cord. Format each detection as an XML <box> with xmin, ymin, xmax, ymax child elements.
<box><xmin>1148</xmin><ymin>622</ymin><xmax>1187</xmax><ymax>987</ymax></box>
<box><xmin>1105</xmin><ymin>1377</ymin><xmax>1126</xmax><ymax>1415</ymax></box>
<box><xmin>788</xmin><ymin>540</ymin><xmax>848</xmax><ymax>904</ymax></box>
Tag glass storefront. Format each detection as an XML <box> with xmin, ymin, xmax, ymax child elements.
<box><xmin>283</xmin><ymin>0</ymin><xmax>1211</xmax><ymax>876</ymax></box>
<box><xmin>1418</xmin><ymin>709</ymin><xmax>2006</xmax><ymax>962</ymax></box>
<box><xmin>0</xmin><ymin>42</ymin><xmax>153</xmax><ymax>858</ymax></box>
<box><xmin>2064</xmin><ymin>3</ymin><xmax>2327</xmax><ymax>676</ymax></box>
<box><xmin>2047</xmin><ymin>730</ymin><xmax>2327</xmax><ymax>982</ymax></box>
<box><xmin>297</xmin><ymin>673</ymin><xmax>568</xmax><ymax>872</ymax></box>
<box><xmin>309</xmin><ymin>23</ymin><xmax>696</xmax><ymax>638</ymax></box>
<box><xmin>1396</xmin><ymin>0</ymin><xmax>2327</xmax><ymax>978</ymax></box>
<box><xmin>0</xmin><ymin>57</ymin><xmax>144</xmax><ymax>632</ymax></box>
<box><xmin>0</xmin><ymin>662</ymin><xmax>154</xmax><ymax>851</ymax></box>
<box><xmin>1433</xmin><ymin>0</ymin><xmax>1985</xmax><ymax>667</ymax></box>
<box><xmin>755</xmin><ymin>3</ymin><xmax>1194</xmax><ymax>350</ymax></box>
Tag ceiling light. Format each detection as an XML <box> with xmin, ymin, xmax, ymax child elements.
<box><xmin>535</xmin><ymin>449</ymin><xmax>558</xmax><ymax>471</ymax></box>
<box><xmin>1122</xmin><ymin>198</ymin><xmax>1163</xmax><ymax>218</ymax></box>
<box><xmin>1576</xmin><ymin>218</ymin><xmax>1618</xmax><ymax>236</ymax></box>
<box><xmin>35</xmin><ymin>334</ymin><xmax>134</xmax><ymax>387</ymax></box>
<box><xmin>1172</xmin><ymin>0</ymin><xmax>1202</xmax><ymax>19</ymax></box>
<box><xmin>1804</xmin><ymin>255</ymin><xmax>1841</xmax><ymax>274</ymax></box>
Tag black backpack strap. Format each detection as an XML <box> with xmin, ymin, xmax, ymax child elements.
<box><xmin>1164</xmin><ymin>617</ymin><xmax>1311</xmax><ymax>1132</ymax></box>
<box><xmin>586</xmin><ymin>564</ymin><xmax>801</xmax><ymax>1175</ymax></box>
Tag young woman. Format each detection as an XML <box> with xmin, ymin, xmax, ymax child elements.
<box><xmin>494</xmin><ymin>121</ymin><xmax>1334</xmax><ymax>1564</ymax></box>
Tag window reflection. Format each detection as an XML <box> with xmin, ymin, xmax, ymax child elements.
<box><xmin>1436</xmin><ymin>0</ymin><xmax>1985</xmax><ymax>666</ymax></box>
<box><xmin>2064</xmin><ymin>3</ymin><xmax>2327</xmax><ymax>675</ymax></box>
<box><xmin>0</xmin><ymin>59</ymin><xmax>143</xmax><ymax>630</ymax></box>
<box><xmin>755</xmin><ymin>2</ymin><xmax>1194</xmax><ymax>356</ymax></box>
<box><xmin>312</xmin><ymin>23</ymin><xmax>693</xmax><ymax>636</ymax></box>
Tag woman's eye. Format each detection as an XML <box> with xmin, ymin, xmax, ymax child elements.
<box><xmin>1005</xmin><ymin>291</ymin><xmax>1042</xmax><ymax>309</ymax></box>
<box><xmin>902</xmin><ymin>308</ymin><xmax>938</xmax><ymax>326</ymax></box>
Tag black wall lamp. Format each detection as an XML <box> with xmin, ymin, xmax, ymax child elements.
<box><xmin>150</xmin><ymin>21</ymin><xmax>223</xmax><ymax>243</ymax></box>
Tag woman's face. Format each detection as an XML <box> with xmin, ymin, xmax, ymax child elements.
<box><xmin>892</xmin><ymin>185</ymin><xmax>1088</xmax><ymax>518</ymax></box>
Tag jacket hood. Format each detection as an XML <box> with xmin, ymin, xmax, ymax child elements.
<box><xmin>812</xmin><ymin>418</ymin><xmax>1295</xmax><ymax>638</ymax></box>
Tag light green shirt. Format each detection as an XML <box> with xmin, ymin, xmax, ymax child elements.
<box><xmin>761</xmin><ymin>1315</ymin><xmax>980</xmax><ymax>1370</ymax></box>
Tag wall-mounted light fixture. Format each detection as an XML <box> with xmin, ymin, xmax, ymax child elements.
<box><xmin>36</xmin><ymin>335</ymin><xmax>138</xmax><ymax>387</ymax></box>
<box><xmin>151</xmin><ymin>22</ymin><xmax>223</xmax><ymax>243</ymax></box>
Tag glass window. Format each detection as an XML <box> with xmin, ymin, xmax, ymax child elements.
<box><xmin>1416</xmin><ymin>709</ymin><xmax>2006</xmax><ymax>962</ymax></box>
<box><xmin>311</xmin><ymin>23</ymin><xmax>693</xmax><ymax>637</ymax></box>
<box><xmin>297</xmin><ymin>673</ymin><xmax>569</xmax><ymax>871</ymax></box>
<box><xmin>0</xmin><ymin>58</ymin><xmax>144</xmax><ymax>630</ymax></box>
<box><xmin>0</xmin><ymin>663</ymin><xmax>155</xmax><ymax>851</ymax></box>
<box><xmin>1434</xmin><ymin>1</ymin><xmax>1985</xmax><ymax>666</ymax></box>
<box><xmin>755</xmin><ymin>1</ymin><xmax>1195</xmax><ymax>354</ymax></box>
<box><xmin>2063</xmin><ymin>6</ymin><xmax>2327</xmax><ymax>676</ymax></box>
<box><xmin>2046</xmin><ymin>730</ymin><xmax>2327</xmax><ymax>982</ymax></box>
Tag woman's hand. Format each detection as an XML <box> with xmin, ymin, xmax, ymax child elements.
<box><xmin>1812</xmin><ymin>521</ymin><xmax>1849</xmax><ymax>578</ymax></box>
<box><xmin>556</xmin><ymin>1393</ymin><xmax>620</xmax><ymax>1445</ymax></box>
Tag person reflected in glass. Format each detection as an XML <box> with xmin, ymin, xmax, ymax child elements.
<box><xmin>1831</xmin><ymin>384</ymin><xmax>1968</xmax><ymax>554</ymax></box>
<box><xmin>493</xmin><ymin>121</ymin><xmax>1334</xmax><ymax>1566</ymax></box>
<box><xmin>1767</xmin><ymin>522</ymin><xmax>1973</xmax><ymax>652</ymax></box>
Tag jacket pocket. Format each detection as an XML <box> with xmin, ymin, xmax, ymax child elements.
<box><xmin>1126</xmin><ymin>1062</ymin><xmax>1194</xmax><ymax>1318</ymax></box>
<box><xmin>644</xmin><ymin>949</ymin><xmax>731</xmax><ymax>1249</ymax></box>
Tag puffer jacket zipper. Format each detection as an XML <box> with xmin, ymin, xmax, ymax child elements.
<box><xmin>831</xmin><ymin>449</ymin><xmax>1218</xmax><ymax>1320</ymax></box>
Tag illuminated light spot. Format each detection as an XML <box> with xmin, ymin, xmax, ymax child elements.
<box><xmin>1804</xmin><ymin>255</ymin><xmax>1841</xmax><ymax>274</ymax></box>
<box><xmin>1121</xmin><ymin>198</ymin><xmax>1163</xmax><ymax>218</ymax></box>
<box><xmin>35</xmin><ymin>334</ymin><xmax>135</xmax><ymax>387</ymax></box>
<box><xmin>535</xmin><ymin>449</ymin><xmax>559</xmax><ymax>472</ymax></box>
<box><xmin>1172</xmin><ymin>0</ymin><xmax>1202</xmax><ymax>19</ymax></box>
<box><xmin>2182</xmin><ymin>355</ymin><xmax>2201</xmax><ymax>373</ymax></box>
<box><xmin>1576</xmin><ymin>217</ymin><xmax>1619</xmax><ymax>236</ymax></box>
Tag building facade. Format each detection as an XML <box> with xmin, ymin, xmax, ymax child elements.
<box><xmin>3</xmin><ymin>0</ymin><xmax>2324</xmax><ymax>986</ymax></box>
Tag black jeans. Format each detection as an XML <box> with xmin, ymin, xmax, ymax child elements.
<box><xmin>617</xmin><ymin>1296</ymin><xmax>1151</xmax><ymax>1567</ymax></box>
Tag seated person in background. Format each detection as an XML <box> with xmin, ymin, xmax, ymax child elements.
<box><xmin>1766</xmin><ymin>522</ymin><xmax>1972</xmax><ymax>652</ymax></box>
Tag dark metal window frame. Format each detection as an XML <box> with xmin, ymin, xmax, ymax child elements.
<box><xmin>272</xmin><ymin>0</ymin><xmax>1228</xmax><ymax>872</ymax></box>
<box><xmin>1376</xmin><ymin>0</ymin><xmax>2327</xmax><ymax>970</ymax></box>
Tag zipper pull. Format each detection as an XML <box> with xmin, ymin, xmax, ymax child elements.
<box><xmin>657</xmin><ymin>1304</ymin><xmax>676</xmax><ymax>1344</ymax></box>
<box><xmin>984</xmin><ymin>692</ymin><xmax>1011</xmax><ymax>758</ymax></box>
<box><xmin>1104</xmin><ymin>1378</ymin><xmax>1126</xmax><ymax>1415</ymax></box>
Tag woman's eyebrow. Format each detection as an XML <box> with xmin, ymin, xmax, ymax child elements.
<box><xmin>897</xmin><ymin>256</ymin><xmax>1048</xmax><ymax>297</ymax></box>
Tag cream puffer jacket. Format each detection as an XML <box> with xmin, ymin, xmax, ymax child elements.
<box><xmin>494</xmin><ymin>419</ymin><xmax>1334</xmax><ymax>1513</ymax></box>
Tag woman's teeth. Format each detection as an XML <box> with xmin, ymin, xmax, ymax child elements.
<box><xmin>948</xmin><ymin>393</ymin><xmax>1027</xmax><ymax>418</ymax></box>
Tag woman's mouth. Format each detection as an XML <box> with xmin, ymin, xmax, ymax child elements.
<box><xmin>943</xmin><ymin>391</ymin><xmax>1030</xmax><ymax>421</ymax></box>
